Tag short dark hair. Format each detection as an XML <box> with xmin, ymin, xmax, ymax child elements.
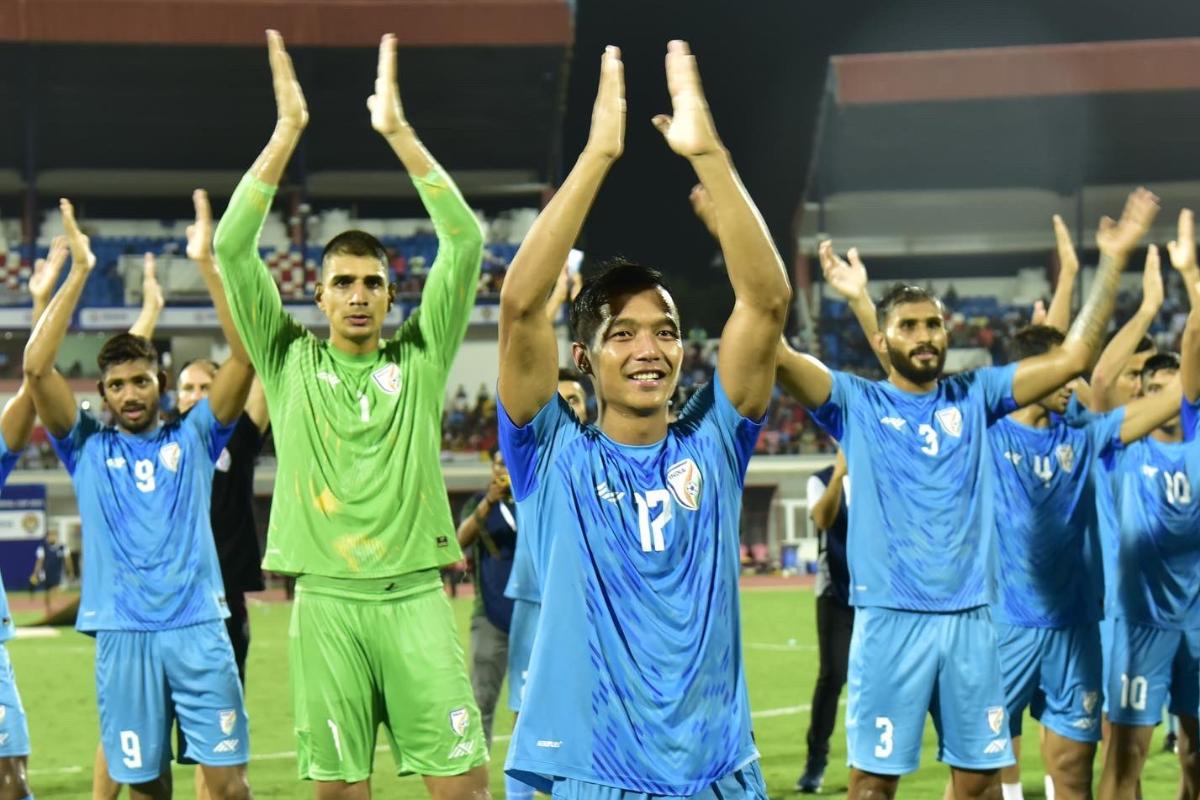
<box><xmin>557</xmin><ymin>367</ymin><xmax>586</xmax><ymax>385</ymax></box>
<box><xmin>876</xmin><ymin>283</ymin><xmax>945</xmax><ymax>328</ymax></box>
<box><xmin>97</xmin><ymin>333</ymin><xmax>158</xmax><ymax>375</ymax></box>
<box><xmin>1142</xmin><ymin>352</ymin><xmax>1181</xmax><ymax>382</ymax></box>
<box><xmin>321</xmin><ymin>230</ymin><xmax>389</xmax><ymax>274</ymax></box>
<box><xmin>179</xmin><ymin>357</ymin><xmax>220</xmax><ymax>379</ymax></box>
<box><xmin>569</xmin><ymin>260</ymin><xmax>676</xmax><ymax>347</ymax></box>
<box><xmin>1008</xmin><ymin>325</ymin><xmax>1065</xmax><ymax>362</ymax></box>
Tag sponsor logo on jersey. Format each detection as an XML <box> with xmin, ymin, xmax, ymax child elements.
<box><xmin>1082</xmin><ymin>691</ymin><xmax>1098</xmax><ymax>715</ymax></box>
<box><xmin>880</xmin><ymin>416</ymin><xmax>907</xmax><ymax>430</ymax></box>
<box><xmin>986</xmin><ymin>706</ymin><xmax>1004</xmax><ymax>734</ymax></box>
<box><xmin>1143</xmin><ymin>465</ymin><xmax>1159</xmax><ymax>479</ymax></box>
<box><xmin>984</xmin><ymin>738</ymin><xmax>1008</xmax><ymax>755</ymax></box>
<box><xmin>437</xmin><ymin>535</ymin><xmax>449</xmax><ymax>548</ymax></box>
<box><xmin>213</xmin><ymin>738</ymin><xmax>240</xmax><ymax>753</ymax></box>
<box><xmin>372</xmin><ymin>362</ymin><xmax>402</xmax><ymax>395</ymax></box>
<box><xmin>1003</xmin><ymin>450</ymin><xmax>1022</xmax><ymax>466</ymax></box>
<box><xmin>316</xmin><ymin>371</ymin><xmax>341</xmax><ymax>388</ymax></box>
<box><xmin>448</xmin><ymin>740</ymin><xmax>475</xmax><ymax>759</ymax></box>
<box><xmin>219</xmin><ymin>709</ymin><xmax>237</xmax><ymax>736</ymax></box>
<box><xmin>596</xmin><ymin>482</ymin><xmax>624</xmax><ymax>503</ymax></box>
<box><xmin>536</xmin><ymin>739</ymin><xmax>563</xmax><ymax>748</ymax></box>
<box><xmin>105</xmin><ymin>456</ymin><xmax>126</xmax><ymax>469</ymax></box>
<box><xmin>449</xmin><ymin>707</ymin><xmax>470</xmax><ymax>737</ymax></box>
<box><xmin>1056</xmin><ymin>444</ymin><xmax>1076</xmax><ymax>473</ymax></box>
<box><xmin>935</xmin><ymin>407</ymin><xmax>963</xmax><ymax>438</ymax></box>
<box><xmin>216</xmin><ymin>448</ymin><xmax>232</xmax><ymax>473</ymax></box>
<box><xmin>666</xmin><ymin>459</ymin><xmax>703</xmax><ymax>511</ymax></box>
<box><xmin>158</xmin><ymin>442</ymin><xmax>182</xmax><ymax>473</ymax></box>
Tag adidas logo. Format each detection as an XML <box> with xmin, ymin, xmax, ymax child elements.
<box><xmin>983</xmin><ymin>739</ymin><xmax>1008</xmax><ymax>755</ymax></box>
<box><xmin>213</xmin><ymin>739</ymin><xmax>240</xmax><ymax>754</ymax></box>
<box><xmin>880</xmin><ymin>416</ymin><xmax>907</xmax><ymax>430</ymax></box>
<box><xmin>448</xmin><ymin>740</ymin><xmax>475</xmax><ymax>759</ymax></box>
<box><xmin>596</xmin><ymin>483</ymin><xmax>624</xmax><ymax>503</ymax></box>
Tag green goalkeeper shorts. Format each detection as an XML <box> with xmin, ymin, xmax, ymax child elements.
<box><xmin>290</xmin><ymin>573</ymin><xmax>488</xmax><ymax>783</ymax></box>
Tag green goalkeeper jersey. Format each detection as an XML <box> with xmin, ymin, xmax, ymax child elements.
<box><xmin>215</xmin><ymin>169</ymin><xmax>483</xmax><ymax>579</ymax></box>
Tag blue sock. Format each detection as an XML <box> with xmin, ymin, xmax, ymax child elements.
<box><xmin>505</xmin><ymin>773</ymin><xmax>535</xmax><ymax>800</ymax></box>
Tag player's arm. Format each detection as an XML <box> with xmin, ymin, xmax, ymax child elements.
<box><xmin>1044</xmin><ymin>214</ymin><xmax>1079</xmax><ymax>333</ymax></box>
<box><xmin>544</xmin><ymin>265</ymin><xmax>572</xmax><ymax>323</ymax></box>
<box><xmin>213</xmin><ymin>31</ymin><xmax>308</xmax><ymax>379</ymax></box>
<box><xmin>1182</xmin><ymin>284</ymin><xmax>1200</xmax><ymax>404</ymax></box>
<box><xmin>128</xmin><ymin>252</ymin><xmax>165</xmax><ymax>339</ymax></box>
<box><xmin>809</xmin><ymin>450</ymin><xmax>846</xmax><ymax>530</ymax></box>
<box><xmin>370</xmin><ymin>35</ymin><xmax>484</xmax><ymax>362</ymax></box>
<box><xmin>27</xmin><ymin>549</ymin><xmax>43</xmax><ymax>584</ymax></box>
<box><xmin>1089</xmin><ymin>244</ymin><xmax>1163</xmax><ymax>411</ymax></box>
<box><xmin>498</xmin><ymin>47</ymin><xmax>624</xmax><ymax>425</ymax></box>
<box><xmin>1168</xmin><ymin>208</ymin><xmax>1200</xmax><ymax>311</ymax></box>
<box><xmin>23</xmin><ymin>201</ymin><xmax>95</xmax><ymax>438</ymax></box>
<box><xmin>1</xmin><ymin>239</ymin><xmax>68</xmax><ymax>452</ymax></box>
<box><xmin>456</xmin><ymin>483</ymin><xmax>503</xmax><ymax>548</ymax></box>
<box><xmin>1117</xmin><ymin>377</ymin><xmax>1183</xmax><ymax>443</ymax></box>
<box><xmin>1011</xmin><ymin>188</ymin><xmax>1160</xmax><ymax>408</ymax></box>
<box><xmin>244</xmin><ymin>377</ymin><xmax>269</xmax><ymax>434</ymax></box>
<box><xmin>655</xmin><ymin>42</ymin><xmax>790</xmax><ymax>417</ymax></box>
<box><xmin>819</xmin><ymin>241</ymin><xmax>892</xmax><ymax>374</ymax></box>
<box><xmin>776</xmin><ymin>338</ymin><xmax>834</xmax><ymax>409</ymax></box>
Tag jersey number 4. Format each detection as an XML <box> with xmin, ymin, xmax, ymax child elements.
<box><xmin>634</xmin><ymin>490</ymin><xmax>671</xmax><ymax>552</ymax></box>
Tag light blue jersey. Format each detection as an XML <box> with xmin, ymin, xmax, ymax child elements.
<box><xmin>1106</xmin><ymin>396</ymin><xmax>1200</xmax><ymax>630</ymax></box>
<box><xmin>506</xmin><ymin>511</ymin><xmax>540</xmax><ymax>604</ymax></box>
<box><xmin>51</xmin><ymin>399</ymin><xmax>235</xmax><ymax>632</ymax></box>
<box><xmin>0</xmin><ymin>448</ymin><xmax>20</xmax><ymax>643</ymax></box>
<box><xmin>498</xmin><ymin>373</ymin><xmax>762</xmax><ymax>796</ymax></box>
<box><xmin>989</xmin><ymin>410</ymin><xmax>1124</xmax><ymax>627</ymax></box>
<box><xmin>811</xmin><ymin>366</ymin><xmax>1017</xmax><ymax>611</ymax></box>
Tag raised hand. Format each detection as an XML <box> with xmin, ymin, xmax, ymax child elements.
<box><xmin>1031</xmin><ymin>300</ymin><xmax>1048</xmax><ymax>326</ymax></box>
<box><xmin>1052</xmin><ymin>214</ymin><xmax>1079</xmax><ymax>275</ymax></box>
<box><xmin>186</xmin><ymin>189</ymin><xmax>214</xmax><ymax>263</ymax></box>
<box><xmin>267</xmin><ymin>30</ymin><xmax>308</xmax><ymax>132</ymax></box>
<box><xmin>368</xmin><ymin>34</ymin><xmax>408</xmax><ymax>137</ymax></box>
<box><xmin>819</xmin><ymin>240</ymin><xmax>868</xmax><ymax>302</ymax></box>
<box><xmin>59</xmin><ymin>199</ymin><xmax>95</xmax><ymax>271</ymax></box>
<box><xmin>28</xmin><ymin>236</ymin><xmax>67</xmax><ymax>308</ymax></box>
<box><xmin>1096</xmin><ymin>187</ymin><xmax>1160</xmax><ymax>259</ymax></box>
<box><xmin>689</xmin><ymin>183</ymin><xmax>719</xmax><ymax>239</ymax></box>
<box><xmin>583</xmin><ymin>46</ymin><xmax>625</xmax><ymax>161</ymax></box>
<box><xmin>652</xmin><ymin>40</ymin><xmax>722</xmax><ymax>160</ymax></box>
<box><xmin>1168</xmin><ymin>209</ymin><xmax>1197</xmax><ymax>273</ymax></box>
<box><xmin>1141</xmin><ymin>244</ymin><xmax>1164</xmax><ymax>312</ymax></box>
<box><xmin>142</xmin><ymin>253</ymin><xmax>164</xmax><ymax>312</ymax></box>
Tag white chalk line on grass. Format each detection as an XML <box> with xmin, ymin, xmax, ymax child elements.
<box><xmin>28</xmin><ymin>701</ymin><xmax>825</xmax><ymax>777</ymax></box>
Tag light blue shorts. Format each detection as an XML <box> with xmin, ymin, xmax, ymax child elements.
<box><xmin>1106</xmin><ymin>618</ymin><xmax>1200</xmax><ymax>727</ymax></box>
<box><xmin>547</xmin><ymin>760</ymin><xmax>766</xmax><ymax>800</ymax></box>
<box><xmin>996</xmin><ymin>622</ymin><xmax>1102</xmax><ymax>742</ymax></box>
<box><xmin>0</xmin><ymin>643</ymin><xmax>30</xmax><ymax>758</ymax></box>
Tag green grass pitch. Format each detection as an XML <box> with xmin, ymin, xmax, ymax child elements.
<box><xmin>11</xmin><ymin>585</ymin><xmax>1184</xmax><ymax>797</ymax></box>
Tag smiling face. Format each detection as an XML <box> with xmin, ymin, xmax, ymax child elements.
<box><xmin>877</xmin><ymin>299</ymin><xmax>948</xmax><ymax>385</ymax></box>
<box><xmin>573</xmin><ymin>287</ymin><xmax>682</xmax><ymax>420</ymax></box>
<box><xmin>100</xmin><ymin>359</ymin><xmax>162</xmax><ymax>434</ymax></box>
<box><xmin>316</xmin><ymin>253</ymin><xmax>395</xmax><ymax>351</ymax></box>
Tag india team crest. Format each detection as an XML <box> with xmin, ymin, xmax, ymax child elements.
<box><xmin>666</xmin><ymin>458</ymin><xmax>703</xmax><ymax>511</ymax></box>
<box><xmin>986</xmin><ymin>706</ymin><xmax>1004</xmax><ymax>735</ymax></box>
<box><xmin>219</xmin><ymin>709</ymin><xmax>237</xmax><ymax>736</ymax></box>
<box><xmin>372</xmin><ymin>362</ymin><xmax>402</xmax><ymax>395</ymax></box>
<box><xmin>158</xmin><ymin>442</ymin><xmax>182</xmax><ymax>473</ymax></box>
<box><xmin>449</xmin><ymin>707</ymin><xmax>470</xmax><ymax>737</ymax></box>
<box><xmin>1082</xmin><ymin>691</ymin><xmax>1098</xmax><ymax>715</ymax></box>
<box><xmin>216</xmin><ymin>448</ymin><xmax>232</xmax><ymax>473</ymax></box>
<box><xmin>1055</xmin><ymin>443</ymin><xmax>1076</xmax><ymax>473</ymax></box>
<box><xmin>935</xmin><ymin>407</ymin><xmax>963</xmax><ymax>438</ymax></box>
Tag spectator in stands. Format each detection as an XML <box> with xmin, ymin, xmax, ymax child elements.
<box><xmin>457</xmin><ymin>446</ymin><xmax>517</xmax><ymax>749</ymax></box>
<box><xmin>796</xmin><ymin>449</ymin><xmax>852</xmax><ymax>794</ymax></box>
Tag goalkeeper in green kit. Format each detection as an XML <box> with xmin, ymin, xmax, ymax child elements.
<box><xmin>214</xmin><ymin>31</ymin><xmax>490</xmax><ymax>799</ymax></box>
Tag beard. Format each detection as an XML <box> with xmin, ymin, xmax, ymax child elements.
<box><xmin>888</xmin><ymin>343</ymin><xmax>945</xmax><ymax>384</ymax></box>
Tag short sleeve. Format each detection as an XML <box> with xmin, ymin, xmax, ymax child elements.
<box><xmin>810</xmin><ymin>371</ymin><xmax>865</xmax><ymax>442</ymax></box>
<box><xmin>459</xmin><ymin>492</ymin><xmax>485</xmax><ymax>525</ymax></box>
<box><xmin>0</xmin><ymin>447</ymin><xmax>19</xmax><ymax>486</ymax></box>
<box><xmin>675</xmin><ymin>369</ymin><xmax>764</xmax><ymax>476</ymax></box>
<box><xmin>498</xmin><ymin>393</ymin><xmax>584</xmax><ymax>502</ymax></box>
<box><xmin>34</xmin><ymin>545</ymin><xmax>43</xmax><ymax>560</ymax></box>
<box><xmin>1181</xmin><ymin>395</ymin><xmax>1200</xmax><ymax>443</ymax></box>
<box><xmin>48</xmin><ymin>410</ymin><xmax>104</xmax><ymax>474</ymax></box>
<box><xmin>183</xmin><ymin>398</ymin><xmax>239</xmax><ymax>462</ymax></box>
<box><xmin>968</xmin><ymin>364</ymin><xmax>1019</xmax><ymax>422</ymax></box>
<box><xmin>1086</xmin><ymin>406</ymin><xmax>1126</xmax><ymax>460</ymax></box>
<box><xmin>805</xmin><ymin>475</ymin><xmax>826</xmax><ymax>511</ymax></box>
